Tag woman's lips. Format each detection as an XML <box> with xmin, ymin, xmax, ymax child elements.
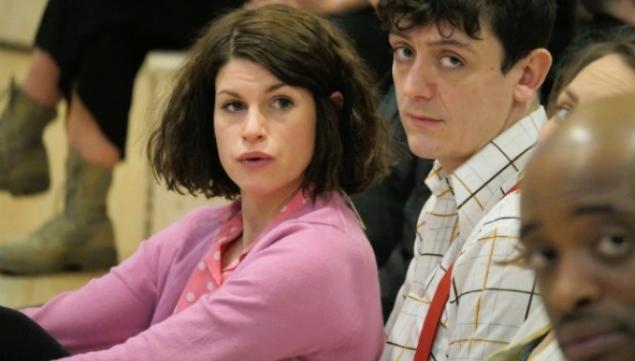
<box><xmin>237</xmin><ymin>151</ymin><xmax>273</xmax><ymax>169</ymax></box>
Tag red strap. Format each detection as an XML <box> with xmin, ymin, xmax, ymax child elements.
<box><xmin>503</xmin><ymin>181</ymin><xmax>522</xmax><ymax>197</ymax></box>
<box><xmin>413</xmin><ymin>264</ymin><xmax>454</xmax><ymax>361</ymax></box>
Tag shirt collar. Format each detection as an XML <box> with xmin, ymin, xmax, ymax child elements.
<box><xmin>424</xmin><ymin>107</ymin><xmax>547</xmax><ymax>240</ymax></box>
<box><xmin>450</xmin><ymin>106</ymin><xmax>547</xmax><ymax>210</ymax></box>
<box><xmin>216</xmin><ymin>188</ymin><xmax>311</xmax><ymax>248</ymax></box>
<box><xmin>424</xmin><ymin>162</ymin><xmax>452</xmax><ymax>198</ymax></box>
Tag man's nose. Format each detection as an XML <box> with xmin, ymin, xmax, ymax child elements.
<box><xmin>398</xmin><ymin>60</ymin><xmax>435</xmax><ymax>100</ymax></box>
<box><xmin>548</xmin><ymin>253</ymin><xmax>601</xmax><ymax>315</ymax></box>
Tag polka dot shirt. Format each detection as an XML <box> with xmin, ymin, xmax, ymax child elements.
<box><xmin>173</xmin><ymin>190</ymin><xmax>308</xmax><ymax>314</ymax></box>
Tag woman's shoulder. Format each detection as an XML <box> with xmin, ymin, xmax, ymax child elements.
<box><xmin>256</xmin><ymin>193</ymin><xmax>372</xmax><ymax>266</ymax></box>
<box><xmin>294</xmin><ymin>192</ymin><xmax>364</xmax><ymax>232</ymax></box>
<box><xmin>143</xmin><ymin>203</ymin><xmax>231</xmax><ymax>251</ymax></box>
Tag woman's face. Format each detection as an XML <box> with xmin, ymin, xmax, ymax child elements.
<box><xmin>214</xmin><ymin>58</ymin><xmax>316</xmax><ymax>201</ymax></box>
<box><xmin>541</xmin><ymin>53</ymin><xmax>635</xmax><ymax>140</ymax></box>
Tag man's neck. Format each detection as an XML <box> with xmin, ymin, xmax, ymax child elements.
<box><xmin>439</xmin><ymin>102</ymin><xmax>540</xmax><ymax>174</ymax></box>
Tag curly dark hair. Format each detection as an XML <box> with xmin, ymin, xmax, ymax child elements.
<box><xmin>148</xmin><ymin>4</ymin><xmax>392</xmax><ymax>200</ymax></box>
<box><xmin>376</xmin><ymin>0</ymin><xmax>557</xmax><ymax>72</ymax></box>
<box><xmin>548</xmin><ymin>26</ymin><xmax>635</xmax><ymax>115</ymax></box>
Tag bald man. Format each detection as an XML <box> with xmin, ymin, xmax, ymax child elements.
<box><xmin>519</xmin><ymin>94</ymin><xmax>635</xmax><ymax>361</ymax></box>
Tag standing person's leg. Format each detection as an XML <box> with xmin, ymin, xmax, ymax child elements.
<box><xmin>0</xmin><ymin>306</ymin><xmax>69</xmax><ymax>361</ymax></box>
<box><xmin>0</xmin><ymin>29</ymin><xmax>147</xmax><ymax>274</ymax></box>
<box><xmin>0</xmin><ymin>0</ymin><xmax>117</xmax><ymax>196</ymax></box>
<box><xmin>0</xmin><ymin>0</ymin><xmax>243</xmax><ymax>274</ymax></box>
<box><xmin>22</xmin><ymin>49</ymin><xmax>63</xmax><ymax>106</ymax></box>
<box><xmin>0</xmin><ymin>49</ymin><xmax>60</xmax><ymax>195</ymax></box>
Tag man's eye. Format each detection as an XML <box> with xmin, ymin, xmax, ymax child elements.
<box><xmin>440</xmin><ymin>55</ymin><xmax>463</xmax><ymax>69</ymax></box>
<box><xmin>392</xmin><ymin>46</ymin><xmax>414</xmax><ymax>61</ymax></box>
<box><xmin>594</xmin><ymin>234</ymin><xmax>632</xmax><ymax>258</ymax></box>
<box><xmin>273</xmin><ymin>97</ymin><xmax>293</xmax><ymax>109</ymax></box>
<box><xmin>222</xmin><ymin>101</ymin><xmax>246</xmax><ymax>112</ymax></box>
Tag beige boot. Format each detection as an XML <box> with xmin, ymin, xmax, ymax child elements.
<box><xmin>0</xmin><ymin>151</ymin><xmax>117</xmax><ymax>274</ymax></box>
<box><xmin>0</xmin><ymin>79</ymin><xmax>57</xmax><ymax>195</ymax></box>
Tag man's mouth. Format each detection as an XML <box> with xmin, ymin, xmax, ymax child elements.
<box><xmin>403</xmin><ymin>112</ymin><xmax>443</xmax><ymax>127</ymax></box>
<box><xmin>557</xmin><ymin>319</ymin><xmax>629</xmax><ymax>360</ymax></box>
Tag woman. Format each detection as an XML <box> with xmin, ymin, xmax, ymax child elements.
<box><xmin>486</xmin><ymin>26</ymin><xmax>635</xmax><ymax>361</ymax></box>
<box><xmin>0</xmin><ymin>5</ymin><xmax>391</xmax><ymax>360</ymax></box>
<box><xmin>540</xmin><ymin>26</ymin><xmax>635</xmax><ymax>139</ymax></box>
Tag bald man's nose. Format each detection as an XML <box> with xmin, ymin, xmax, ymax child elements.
<box><xmin>547</xmin><ymin>254</ymin><xmax>600</xmax><ymax>315</ymax></box>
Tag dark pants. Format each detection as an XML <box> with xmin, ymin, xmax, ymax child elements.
<box><xmin>0</xmin><ymin>306</ymin><xmax>69</xmax><ymax>361</ymax></box>
<box><xmin>35</xmin><ymin>0</ymin><xmax>240</xmax><ymax>157</ymax></box>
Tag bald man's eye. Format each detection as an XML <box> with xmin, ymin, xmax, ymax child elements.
<box><xmin>594</xmin><ymin>233</ymin><xmax>632</xmax><ymax>259</ymax></box>
<box><xmin>525</xmin><ymin>247</ymin><xmax>558</xmax><ymax>270</ymax></box>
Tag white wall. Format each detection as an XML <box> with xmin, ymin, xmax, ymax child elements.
<box><xmin>0</xmin><ymin>0</ymin><xmax>47</xmax><ymax>47</ymax></box>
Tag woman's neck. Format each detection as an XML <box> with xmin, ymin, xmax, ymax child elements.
<box><xmin>239</xmin><ymin>186</ymin><xmax>301</xmax><ymax>249</ymax></box>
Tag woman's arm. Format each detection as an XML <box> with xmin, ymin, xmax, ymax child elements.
<box><xmin>23</xmin><ymin>207</ymin><xmax>220</xmax><ymax>355</ymax></box>
<box><xmin>23</xmin><ymin>239</ymin><xmax>160</xmax><ymax>355</ymax></box>
<box><xmin>54</xmin><ymin>225</ymin><xmax>383</xmax><ymax>361</ymax></box>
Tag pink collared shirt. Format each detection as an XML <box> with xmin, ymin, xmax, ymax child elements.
<box><xmin>24</xmin><ymin>191</ymin><xmax>384</xmax><ymax>361</ymax></box>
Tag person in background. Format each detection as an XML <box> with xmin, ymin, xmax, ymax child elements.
<box><xmin>541</xmin><ymin>26</ymin><xmax>635</xmax><ymax>141</ymax></box>
<box><xmin>519</xmin><ymin>93</ymin><xmax>635</xmax><ymax>361</ymax></box>
<box><xmin>485</xmin><ymin>26</ymin><xmax>635</xmax><ymax>361</ymax></box>
<box><xmin>0</xmin><ymin>0</ymin><xmax>241</xmax><ymax>274</ymax></box>
<box><xmin>377</xmin><ymin>0</ymin><xmax>556</xmax><ymax>359</ymax></box>
<box><xmin>0</xmin><ymin>5</ymin><xmax>390</xmax><ymax>360</ymax></box>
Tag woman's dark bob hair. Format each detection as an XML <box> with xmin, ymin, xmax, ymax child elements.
<box><xmin>548</xmin><ymin>26</ymin><xmax>635</xmax><ymax>115</ymax></box>
<box><xmin>149</xmin><ymin>4</ymin><xmax>392</xmax><ymax>200</ymax></box>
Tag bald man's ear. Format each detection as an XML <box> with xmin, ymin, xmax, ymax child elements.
<box><xmin>513</xmin><ymin>48</ymin><xmax>553</xmax><ymax>103</ymax></box>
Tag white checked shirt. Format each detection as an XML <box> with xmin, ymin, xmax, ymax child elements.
<box><xmin>382</xmin><ymin>107</ymin><xmax>548</xmax><ymax>361</ymax></box>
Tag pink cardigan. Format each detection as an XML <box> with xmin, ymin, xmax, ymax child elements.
<box><xmin>24</xmin><ymin>193</ymin><xmax>384</xmax><ymax>360</ymax></box>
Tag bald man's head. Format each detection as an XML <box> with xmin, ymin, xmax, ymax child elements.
<box><xmin>520</xmin><ymin>94</ymin><xmax>635</xmax><ymax>361</ymax></box>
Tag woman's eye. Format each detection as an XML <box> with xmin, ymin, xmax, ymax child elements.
<box><xmin>273</xmin><ymin>97</ymin><xmax>293</xmax><ymax>110</ymax></box>
<box><xmin>554</xmin><ymin>105</ymin><xmax>572</xmax><ymax>122</ymax></box>
<box><xmin>594</xmin><ymin>234</ymin><xmax>632</xmax><ymax>258</ymax></box>
<box><xmin>222</xmin><ymin>101</ymin><xmax>246</xmax><ymax>112</ymax></box>
<box><xmin>392</xmin><ymin>46</ymin><xmax>414</xmax><ymax>62</ymax></box>
<box><xmin>440</xmin><ymin>55</ymin><xmax>464</xmax><ymax>69</ymax></box>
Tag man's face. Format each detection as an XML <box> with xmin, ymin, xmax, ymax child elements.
<box><xmin>521</xmin><ymin>157</ymin><xmax>635</xmax><ymax>361</ymax></box>
<box><xmin>389</xmin><ymin>21</ymin><xmax>522</xmax><ymax>172</ymax></box>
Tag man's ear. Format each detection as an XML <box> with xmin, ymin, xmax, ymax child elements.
<box><xmin>330</xmin><ymin>91</ymin><xmax>344</xmax><ymax>110</ymax></box>
<box><xmin>513</xmin><ymin>48</ymin><xmax>553</xmax><ymax>103</ymax></box>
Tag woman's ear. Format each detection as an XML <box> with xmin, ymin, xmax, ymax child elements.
<box><xmin>513</xmin><ymin>48</ymin><xmax>553</xmax><ymax>103</ymax></box>
<box><xmin>330</xmin><ymin>91</ymin><xmax>344</xmax><ymax>110</ymax></box>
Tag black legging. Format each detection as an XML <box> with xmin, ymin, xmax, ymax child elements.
<box><xmin>0</xmin><ymin>306</ymin><xmax>68</xmax><ymax>361</ymax></box>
